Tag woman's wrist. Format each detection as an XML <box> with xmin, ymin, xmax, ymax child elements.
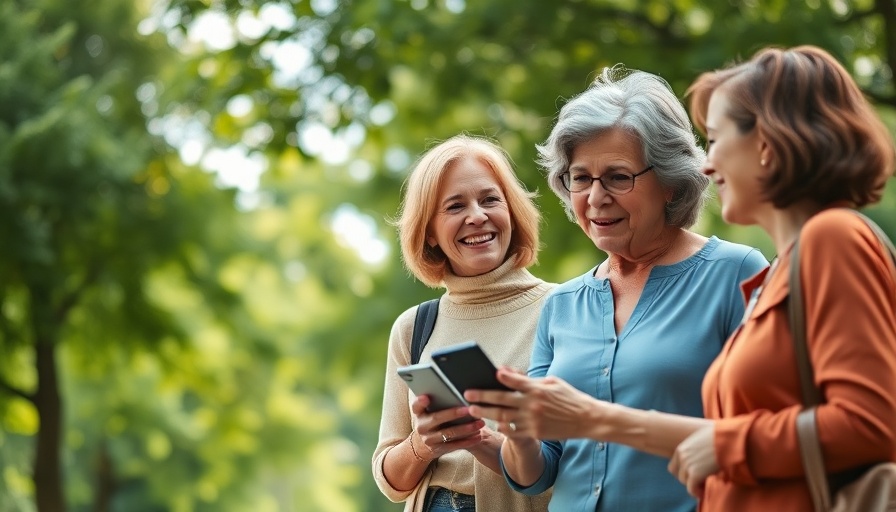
<box><xmin>505</xmin><ymin>435</ymin><xmax>540</xmax><ymax>452</ymax></box>
<box><xmin>502</xmin><ymin>434</ymin><xmax>542</xmax><ymax>466</ymax></box>
<box><xmin>407</xmin><ymin>432</ymin><xmax>434</xmax><ymax>463</ymax></box>
<box><xmin>500</xmin><ymin>436</ymin><xmax>544</xmax><ymax>487</ymax></box>
<box><xmin>582</xmin><ymin>395</ymin><xmax>612</xmax><ymax>440</ymax></box>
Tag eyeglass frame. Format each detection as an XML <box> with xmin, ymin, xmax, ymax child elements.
<box><xmin>559</xmin><ymin>165</ymin><xmax>654</xmax><ymax>195</ymax></box>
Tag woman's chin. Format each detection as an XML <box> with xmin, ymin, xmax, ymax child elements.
<box><xmin>720</xmin><ymin>207</ymin><xmax>749</xmax><ymax>227</ymax></box>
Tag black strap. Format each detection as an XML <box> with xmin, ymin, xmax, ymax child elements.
<box><xmin>411</xmin><ymin>298</ymin><xmax>440</xmax><ymax>365</ymax></box>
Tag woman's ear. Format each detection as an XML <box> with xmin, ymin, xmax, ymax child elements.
<box><xmin>757</xmin><ymin>134</ymin><xmax>774</xmax><ymax>170</ymax></box>
<box><xmin>426</xmin><ymin>235</ymin><xmax>437</xmax><ymax>248</ymax></box>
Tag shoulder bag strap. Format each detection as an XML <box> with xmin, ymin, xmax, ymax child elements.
<box><xmin>788</xmin><ymin>238</ymin><xmax>823</xmax><ymax>407</ymax></box>
<box><xmin>789</xmin><ymin>236</ymin><xmax>833</xmax><ymax>511</ymax></box>
<box><xmin>851</xmin><ymin>211</ymin><xmax>896</xmax><ymax>268</ymax></box>
<box><xmin>411</xmin><ymin>298</ymin><xmax>440</xmax><ymax>365</ymax></box>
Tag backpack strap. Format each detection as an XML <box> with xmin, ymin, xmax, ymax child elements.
<box><xmin>411</xmin><ymin>298</ymin><xmax>440</xmax><ymax>365</ymax></box>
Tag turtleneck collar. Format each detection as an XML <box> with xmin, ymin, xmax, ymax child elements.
<box><xmin>439</xmin><ymin>255</ymin><xmax>552</xmax><ymax>319</ymax></box>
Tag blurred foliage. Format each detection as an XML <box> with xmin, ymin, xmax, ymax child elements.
<box><xmin>0</xmin><ymin>0</ymin><xmax>894</xmax><ymax>511</ymax></box>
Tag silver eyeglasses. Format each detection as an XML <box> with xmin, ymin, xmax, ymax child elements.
<box><xmin>560</xmin><ymin>165</ymin><xmax>654</xmax><ymax>195</ymax></box>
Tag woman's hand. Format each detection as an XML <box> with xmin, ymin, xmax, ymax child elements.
<box><xmin>464</xmin><ymin>424</ymin><xmax>509</xmax><ymax>474</ymax></box>
<box><xmin>464</xmin><ymin>367</ymin><xmax>603</xmax><ymax>441</ymax></box>
<box><xmin>383</xmin><ymin>395</ymin><xmax>485</xmax><ymax>492</ymax></box>
<box><xmin>410</xmin><ymin>395</ymin><xmax>486</xmax><ymax>460</ymax></box>
<box><xmin>668</xmin><ymin>424</ymin><xmax>719</xmax><ymax>499</ymax></box>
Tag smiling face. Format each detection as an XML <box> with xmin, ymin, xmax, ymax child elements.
<box><xmin>569</xmin><ymin>128</ymin><xmax>672</xmax><ymax>260</ymax></box>
<box><xmin>703</xmin><ymin>89</ymin><xmax>769</xmax><ymax>226</ymax></box>
<box><xmin>426</xmin><ymin>156</ymin><xmax>513</xmax><ymax>277</ymax></box>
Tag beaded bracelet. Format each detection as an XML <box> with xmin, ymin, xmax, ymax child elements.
<box><xmin>407</xmin><ymin>433</ymin><xmax>429</xmax><ymax>463</ymax></box>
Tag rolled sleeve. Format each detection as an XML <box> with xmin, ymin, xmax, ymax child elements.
<box><xmin>714</xmin><ymin>414</ymin><xmax>761</xmax><ymax>485</ymax></box>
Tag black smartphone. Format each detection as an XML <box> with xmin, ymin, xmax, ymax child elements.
<box><xmin>396</xmin><ymin>363</ymin><xmax>474</xmax><ymax>426</ymax></box>
<box><xmin>431</xmin><ymin>341</ymin><xmax>511</xmax><ymax>403</ymax></box>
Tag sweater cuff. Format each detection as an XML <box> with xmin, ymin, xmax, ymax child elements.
<box><xmin>373</xmin><ymin>444</ymin><xmax>418</xmax><ymax>502</ymax></box>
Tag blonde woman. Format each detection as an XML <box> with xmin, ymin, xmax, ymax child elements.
<box><xmin>373</xmin><ymin>134</ymin><xmax>556</xmax><ymax>512</ymax></box>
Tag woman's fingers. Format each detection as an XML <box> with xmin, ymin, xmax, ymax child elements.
<box><xmin>467</xmin><ymin>402</ymin><xmax>515</xmax><ymax>422</ymax></box>
<box><xmin>410</xmin><ymin>395</ymin><xmax>430</xmax><ymax>416</ymax></box>
<box><xmin>437</xmin><ymin>431</ymin><xmax>483</xmax><ymax>450</ymax></box>
<box><xmin>495</xmin><ymin>367</ymin><xmax>533</xmax><ymax>388</ymax></box>
<box><xmin>437</xmin><ymin>419</ymin><xmax>485</xmax><ymax>442</ymax></box>
<box><xmin>668</xmin><ymin>449</ymin><xmax>681</xmax><ymax>478</ymax></box>
<box><xmin>427</xmin><ymin>405</ymin><xmax>475</xmax><ymax>426</ymax></box>
<box><xmin>668</xmin><ymin>425</ymin><xmax>717</xmax><ymax>498</ymax></box>
<box><xmin>412</xmin><ymin>397</ymin><xmax>476</xmax><ymax>426</ymax></box>
<box><xmin>467</xmin><ymin>374</ymin><xmax>604</xmax><ymax>440</ymax></box>
<box><xmin>464</xmin><ymin>368</ymin><xmax>533</xmax><ymax>404</ymax></box>
<box><xmin>464</xmin><ymin>388</ymin><xmax>519</xmax><ymax>407</ymax></box>
<box><xmin>415</xmin><ymin>416</ymin><xmax>486</xmax><ymax>459</ymax></box>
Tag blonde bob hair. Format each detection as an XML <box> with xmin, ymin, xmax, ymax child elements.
<box><xmin>396</xmin><ymin>134</ymin><xmax>541</xmax><ymax>287</ymax></box>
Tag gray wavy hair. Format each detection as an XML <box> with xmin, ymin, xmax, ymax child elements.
<box><xmin>537</xmin><ymin>66</ymin><xmax>709</xmax><ymax>228</ymax></box>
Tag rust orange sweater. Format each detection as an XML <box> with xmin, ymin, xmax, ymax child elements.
<box><xmin>701</xmin><ymin>209</ymin><xmax>896</xmax><ymax>511</ymax></box>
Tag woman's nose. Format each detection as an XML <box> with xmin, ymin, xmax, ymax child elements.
<box><xmin>465</xmin><ymin>204</ymin><xmax>488</xmax><ymax>224</ymax></box>
<box><xmin>586</xmin><ymin>182</ymin><xmax>613</xmax><ymax>206</ymax></box>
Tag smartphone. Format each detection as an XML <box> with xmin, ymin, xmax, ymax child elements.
<box><xmin>431</xmin><ymin>341</ymin><xmax>511</xmax><ymax>403</ymax></box>
<box><xmin>397</xmin><ymin>363</ymin><xmax>474</xmax><ymax>426</ymax></box>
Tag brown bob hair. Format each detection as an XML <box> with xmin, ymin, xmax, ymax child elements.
<box><xmin>395</xmin><ymin>134</ymin><xmax>541</xmax><ymax>288</ymax></box>
<box><xmin>687</xmin><ymin>45</ymin><xmax>895</xmax><ymax>208</ymax></box>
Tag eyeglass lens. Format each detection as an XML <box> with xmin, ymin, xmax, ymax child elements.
<box><xmin>562</xmin><ymin>166</ymin><xmax>652</xmax><ymax>194</ymax></box>
<box><xmin>564</xmin><ymin>171</ymin><xmax>634</xmax><ymax>193</ymax></box>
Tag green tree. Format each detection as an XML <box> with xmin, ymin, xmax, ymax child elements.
<box><xmin>0</xmin><ymin>2</ymin><xmax>173</xmax><ymax>507</ymax></box>
<box><xmin>0</xmin><ymin>1</ymin><xmax>275</xmax><ymax>510</ymax></box>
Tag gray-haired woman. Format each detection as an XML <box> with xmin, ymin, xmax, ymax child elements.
<box><xmin>466</xmin><ymin>67</ymin><xmax>768</xmax><ymax>511</ymax></box>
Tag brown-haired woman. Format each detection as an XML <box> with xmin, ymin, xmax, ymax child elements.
<box><xmin>465</xmin><ymin>45</ymin><xmax>896</xmax><ymax>511</ymax></box>
<box><xmin>372</xmin><ymin>134</ymin><xmax>555</xmax><ymax>512</ymax></box>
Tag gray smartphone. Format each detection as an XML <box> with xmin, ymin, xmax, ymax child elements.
<box><xmin>397</xmin><ymin>362</ymin><xmax>474</xmax><ymax>426</ymax></box>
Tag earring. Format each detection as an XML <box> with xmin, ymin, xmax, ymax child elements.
<box><xmin>760</xmin><ymin>159</ymin><xmax>767</xmax><ymax>166</ymax></box>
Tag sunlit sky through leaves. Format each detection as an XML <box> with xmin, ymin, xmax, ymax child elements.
<box><xmin>143</xmin><ymin>2</ymin><xmax>392</xmax><ymax>265</ymax></box>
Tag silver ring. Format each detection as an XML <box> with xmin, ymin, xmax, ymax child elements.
<box><xmin>441</xmin><ymin>433</ymin><xmax>449</xmax><ymax>443</ymax></box>
<box><xmin>509</xmin><ymin>422</ymin><xmax>517</xmax><ymax>432</ymax></box>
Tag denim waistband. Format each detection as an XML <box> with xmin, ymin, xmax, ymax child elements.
<box><xmin>426</xmin><ymin>486</ymin><xmax>475</xmax><ymax>508</ymax></box>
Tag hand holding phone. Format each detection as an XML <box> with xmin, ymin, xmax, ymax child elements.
<box><xmin>396</xmin><ymin>363</ymin><xmax>474</xmax><ymax>427</ymax></box>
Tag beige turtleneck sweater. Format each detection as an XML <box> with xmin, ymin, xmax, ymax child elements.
<box><xmin>373</xmin><ymin>256</ymin><xmax>556</xmax><ymax>512</ymax></box>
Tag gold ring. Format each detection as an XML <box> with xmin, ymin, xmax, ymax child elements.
<box><xmin>441</xmin><ymin>433</ymin><xmax>449</xmax><ymax>443</ymax></box>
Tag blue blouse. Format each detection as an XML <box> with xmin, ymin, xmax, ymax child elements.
<box><xmin>506</xmin><ymin>236</ymin><xmax>768</xmax><ymax>511</ymax></box>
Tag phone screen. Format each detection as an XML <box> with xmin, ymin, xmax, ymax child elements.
<box><xmin>431</xmin><ymin>341</ymin><xmax>511</xmax><ymax>401</ymax></box>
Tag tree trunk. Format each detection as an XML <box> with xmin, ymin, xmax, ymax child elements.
<box><xmin>93</xmin><ymin>441</ymin><xmax>114</xmax><ymax>512</ymax></box>
<box><xmin>33</xmin><ymin>334</ymin><xmax>65</xmax><ymax>512</ymax></box>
